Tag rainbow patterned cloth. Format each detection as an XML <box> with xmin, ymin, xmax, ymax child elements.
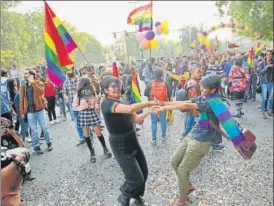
<box><xmin>199</xmin><ymin>92</ymin><xmax>246</xmax><ymax>146</ymax></box>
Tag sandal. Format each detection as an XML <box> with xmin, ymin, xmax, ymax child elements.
<box><xmin>187</xmin><ymin>185</ymin><xmax>197</xmax><ymax>195</ymax></box>
<box><xmin>171</xmin><ymin>198</ymin><xmax>189</xmax><ymax>206</ymax></box>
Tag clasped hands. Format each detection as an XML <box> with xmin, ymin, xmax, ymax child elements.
<box><xmin>148</xmin><ymin>100</ymin><xmax>167</xmax><ymax>115</ymax></box>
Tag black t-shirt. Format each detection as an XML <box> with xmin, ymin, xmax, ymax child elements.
<box><xmin>101</xmin><ymin>98</ymin><xmax>134</xmax><ymax>135</ymax></box>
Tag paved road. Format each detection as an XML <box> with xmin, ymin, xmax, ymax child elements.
<box><xmin>21</xmin><ymin>99</ymin><xmax>273</xmax><ymax>206</ymax></box>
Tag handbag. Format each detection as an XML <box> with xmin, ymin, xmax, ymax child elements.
<box><xmin>209</xmin><ymin>120</ymin><xmax>257</xmax><ymax>159</ymax></box>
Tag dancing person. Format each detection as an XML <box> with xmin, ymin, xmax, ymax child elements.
<box><xmin>73</xmin><ymin>77</ymin><xmax>111</xmax><ymax>163</ymax></box>
<box><xmin>100</xmin><ymin>76</ymin><xmax>160</xmax><ymax>206</ymax></box>
<box><xmin>158</xmin><ymin>75</ymin><xmax>225</xmax><ymax>206</ymax></box>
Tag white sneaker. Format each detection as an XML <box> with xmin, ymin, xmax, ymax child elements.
<box><xmin>150</xmin><ymin>139</ymin><xmax>156</xmax><ymax>145</ymax></box>
<box><xmin>54</xmin><ymin>119</ymin><xmax>60</xmax><ymax>124</ymax></box>
<box><xmin>26</xmin><ymin>137</ymin><xmax>32</xmax><ymax>143</ymax></box>
<box><xmin>49</xmin><ymin>121</ymin><xmax>55</xmax><ymax>125</ymax></box>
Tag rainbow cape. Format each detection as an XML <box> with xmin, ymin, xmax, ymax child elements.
<box><xmin>44</xmin><ymin>1</ymin><xmax>77</xmax><ymax>87</ymax></box>
<box><xmin>127</xmin><ymin>2</ymin><xmax>152</xmax><ymax>32</ymax></box>
<box><xmin>199</xmin><ymin>92</ymin><xmax>246</xmax><ymax>146</ymax></box>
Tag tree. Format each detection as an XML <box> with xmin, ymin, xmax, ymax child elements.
<box><xmin>215</xmin><ymin>1</ymin><xmax>273</xmax><ymax>41</ymax></box>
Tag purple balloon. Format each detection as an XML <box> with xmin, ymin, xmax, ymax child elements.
<box><xmin>202</xmin><ymin>31</ymin><xmax>208</xmax><ymax>36</ymax></box>
<box><xmin>200</xmin><ymin>44</ymin><xmax>205</xmax><ymax>49</ymax></box>
<box><xmin>155</xmin><ymin>21</ymin><xmax>161</xmax><ymax>27</ymax></box>
<box><xmin>145</xmin><ymin>31</ymin><xmax>155</xmax><ymax>40</ymax></box>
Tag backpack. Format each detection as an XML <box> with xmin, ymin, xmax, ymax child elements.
<box><xmin>151</xmin><ymin>80</ymin><xmax>167</xmax><ymax>101</ymax></box>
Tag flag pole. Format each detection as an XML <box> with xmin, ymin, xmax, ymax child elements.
<box><xmin>149</xmin><ymin>0</ymin><xmax>153</xmax><ymax>59</ymax></box>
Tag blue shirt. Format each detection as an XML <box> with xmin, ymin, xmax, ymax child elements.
<box><xmin>190</xmin><ymin>95</ymin><xmax>219</xmax><ymax>142</ymax></box>
<box><xmin>1</xmin><ymin>80</ymin><xmax>11</xmax><ymax>115</ymax></box>
<box><xmin>224</xmin><ymin>61</ymin><xmax>233</xmax><ymax>76</ymax></box>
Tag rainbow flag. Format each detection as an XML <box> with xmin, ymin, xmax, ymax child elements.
<box><xmin>130</xmin><ymin>68</ymin><xmax>143</xmax><ymax>116</ymax></box>
<box><xmin>127</xmin><ymin>2</ymin><xmax>152</xmax><ymax>32</ymax></box>
<box><xmin>255</xmin><ymin>42</ymin><xmax>261</xmax><ymax>55</ymax></box>
<box><xmin>44</xmin><ymin>1</ymin><xmax>76</xmax><ymax>87</ymax></box>
<box><xmin>247</xmin><ymin>47</ymin><xmax>254</xmax><ymax>70</ymax></box>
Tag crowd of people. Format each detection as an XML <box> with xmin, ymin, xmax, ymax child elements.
<box><xmin>1</xmin><ymin>47</ymin><xmax>273</xmax><ymax>205</ymax></box>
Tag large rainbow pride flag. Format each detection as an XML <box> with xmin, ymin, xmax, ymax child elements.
<box><xmin>44</xmin><ymin>1</ymin><xmax>77</xmax><ymax>87</ymax></box>
<box><xmin>127</xmin><ymin>2</ymin><xmax>152</xmax><ymax>32</ymax></box>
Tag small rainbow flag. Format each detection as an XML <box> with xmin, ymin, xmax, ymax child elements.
<box><xmin>247</xmin><ymin>47</ymin><xmax>254</xmax><ymax>70</ymax></box>
<box><xmin>255</xmin><ymin>42</ymin><xmax>261</xmax><ymax>55</ymax></box>
<box><xmin>130</xmin><ymin>66</ymin><xmax>143</xmax><ymax>116</ymax></box>
<box><xmin>127</xmin><ymin>2</ymin><xmax>152</xmax><ymax>32</ymax></box>
<box><xmin>44</xmin><ymin>1</ymin><xmax>77</xmax><ymax>87</ymax></box>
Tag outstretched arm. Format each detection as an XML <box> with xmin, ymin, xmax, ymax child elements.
<box><xmin>113</xmin><ymin>101</ymin><xmax>157</xmax><ymax>114</ymax></box>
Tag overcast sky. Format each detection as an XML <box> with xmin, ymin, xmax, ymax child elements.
<box><xmin>12</xmin><ymin>1</ymin><xmax>232</xmax><ymax>45</ymax></box>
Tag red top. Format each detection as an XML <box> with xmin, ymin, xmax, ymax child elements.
<box><xmin>44</xmin><ymin>81</ymin><xmax>56</xmax><ymax>97</ymax></box>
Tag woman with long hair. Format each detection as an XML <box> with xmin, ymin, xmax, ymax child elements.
<box><xmin>73</xmin><ymin>76</ymin><xmax>111</xmax><ymax>163</ymax></box>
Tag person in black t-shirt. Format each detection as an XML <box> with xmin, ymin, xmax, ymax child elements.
<box><xmin>101</xmin><ymin>76</ymin><xmax>160</xmax><ymax>206</ymax></box>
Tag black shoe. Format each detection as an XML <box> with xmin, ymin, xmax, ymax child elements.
<box><xmin>133</xmin><ymin>196</ymin><xmax>149</xmax><ymax>206</ymax></box>
<box><xmin>136</xmin><ymin>127</ymin><xmax>141</xmax><ymax>132</ymax></box>
<box><xmin>100</xmin><ymin>125</ymin><xmax>105</xmax><ymax>129</ymax></box>
<box><xmin>90</xmin><ymin>149</ymin><xmax>96</xmax><ymax>163</ymax></box>
<box><xmin>25</xmin><ymin>173</ymin><xmax>36</xmax><ymax>181</ymax></box>
<box><xmin>117</xmin><ymin>194</ymin><xmax>130</xmax><ymax>206</ymax></box>
<box><xmin>76</xmin><ymin>140</ymin><xmax>85</xmax><ymax>147</ymax></box>
<box><xmin>34</xmin><ymin>147</ymin><xmax>43</xmax><ymax>155</ymax></box>
<box><xmin>104</xmin><ymin>148</ymin><xmax>112</xmax><ymax>158</ymax></box>
<box><xmin>212</xmin><ymin>143</ymin><xmax>225</xmax><ymax>151</ymax></box>
<box><xmin>47</xmin><ymin>143</ymin><xmax>53</xmax><ymax>151</ymax></box>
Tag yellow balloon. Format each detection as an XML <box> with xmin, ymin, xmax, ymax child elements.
<box><xmin>198</xmin><ymin>33</ymin><xmax>205</xmax><ymax>43</ymax></box>
<box><xmin>161</xmin><ymin>20</ymin><xmax>169</xmax><ymax>28</ymax></box>
<box><xmin>162</xmin><ymin>28</ymin><xmax>169</xmax><ymax>35</ymax></box>
<box><xmin>205</xmin><ymin>39</ymin><xmax>211</xmax><ymax>47</ymax></box>
<box><xmin>150</xmin><ymin>39</ymin><xmax>159</xmax><ymax>48</ymax></box>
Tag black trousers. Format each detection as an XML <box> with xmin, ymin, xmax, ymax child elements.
<box><xmin>46</xmin><ymin>96</ymin><xmax>56</xmax><ymax>121</ymax></box>
<box><xmin>109</xmin><ymin>130</ymin><xmax>148</xmax><ymax>199</ymax></box>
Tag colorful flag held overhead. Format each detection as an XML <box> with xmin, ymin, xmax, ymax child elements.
<box><xmin>127</xmin><ymin>2</ymin><xmax>152</xmax><ymax>32</ymax></box>
<box><xmin>255</xmin><ymin>42</ymin><xmax>261</xmax><ymax>55</ymax></box>
<box><xmin>247</xmin><ymin>47</ymin><xmax>254</xmax><ymax>70</ymax></box>
<box><xmin>130</xmin><ymin>67</ymin><xmax>143</xmax><ymax>117</ymax></box>
<box><xmin>112</xmin><ymin>62</ymin><xmax>119</xmax><ymax>78</ymax></box>
<box><xmin>44</xmin><ymin>1</ymin><xmax>75</xmax><ymax>87</ymax></box>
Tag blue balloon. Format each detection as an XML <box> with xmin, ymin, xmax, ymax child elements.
<box><xmin>155</xmin><ymin>21</ymin><xmax>161</xmax><ymax>27</ymax></box>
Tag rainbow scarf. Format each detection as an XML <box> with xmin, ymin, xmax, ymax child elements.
<box><xmin>199</xmin><ymin>92</ymin><xmax>245</xmax><ymax>146</ymax></box>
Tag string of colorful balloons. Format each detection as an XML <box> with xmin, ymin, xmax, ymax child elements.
<box><xmin>136</xmin><ymin>20</ymin><xmax>170</xmax><ymax>50</ymax></box>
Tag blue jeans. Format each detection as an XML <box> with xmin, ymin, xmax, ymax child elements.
<box><xmin>19</xmin><ymin>117</ymin><xmax>29</xmax><ymax>140</ymax></box>
<box><xmin>151</xmin><ymin>111</ymin><xmax>167</xmax><ymax>140</ymax></box>
<box><xmin>58</xmin><ymin>97</ymin><xmax>66</xmax><ymax>118</ymax></box>
<box><xmin>261</xmin><ymin>83</ymin><xmax>273</xmax><ymax>112</ymax></box>
<box><xmin>183</xmin><ymin>113</ymin><xmax>195</xmax><ymax>137</ymax></box>
<box><xmin>72</xmin><ymin>110</ymin><xmax>93</xmax><ymax>140</ymax></box>
<box><xmin>27</xmin><ymin>110</ymin><xmax>51</xmax><ymax>148</ymax></box>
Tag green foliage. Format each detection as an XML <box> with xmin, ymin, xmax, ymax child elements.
<box><xmin>215</xmin><ymin>1</ymin><xmax>273</xmax><ymax>41</ymax></box>
<box><xmin>1</xmin><ymin>2</ymin><xmax>105</xmax><ymax>68</ymax></box>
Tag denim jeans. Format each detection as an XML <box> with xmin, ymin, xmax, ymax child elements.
<box><xmin>261</xmin><ymin>83</ymin><xmax>273</xmax><ymax>112</ymax></box>
<box><xmin>182</xmin><ymin>113</ymin><xmax>195</xmax><ymax>137</ymax></box>
<box><xmin>248</xmin><ymin>75</ymin><xmax>257</xmax><ymax>100</ymax></box>
<box><xmin>72</xmin><ymin>110</ymin><xmax>93</xmax><ymax>140</ymax></box>
<box><xmin>27</xmin><ymin>110</ymin><xmax>51</xmax><ymax>148</ymax></box>
<box><xmin>19</xmin><ymin>117</ymin><xmax>29</xmax><ymax>140</ymax></box>
<box><xmin>151</xmin><ymin>111</ymin><xmax>167</xmax><ymax>140</ymax></box>
<box><xmin>58</xmin><ymin>97</ymin><xmax>66</xmax><ymax>118</ymax></box>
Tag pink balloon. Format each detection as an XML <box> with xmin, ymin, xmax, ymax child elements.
<box><xmin>136</xmin><ymin>32</ymin><xmax>145</xmax><ymax>42</ymax></box>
